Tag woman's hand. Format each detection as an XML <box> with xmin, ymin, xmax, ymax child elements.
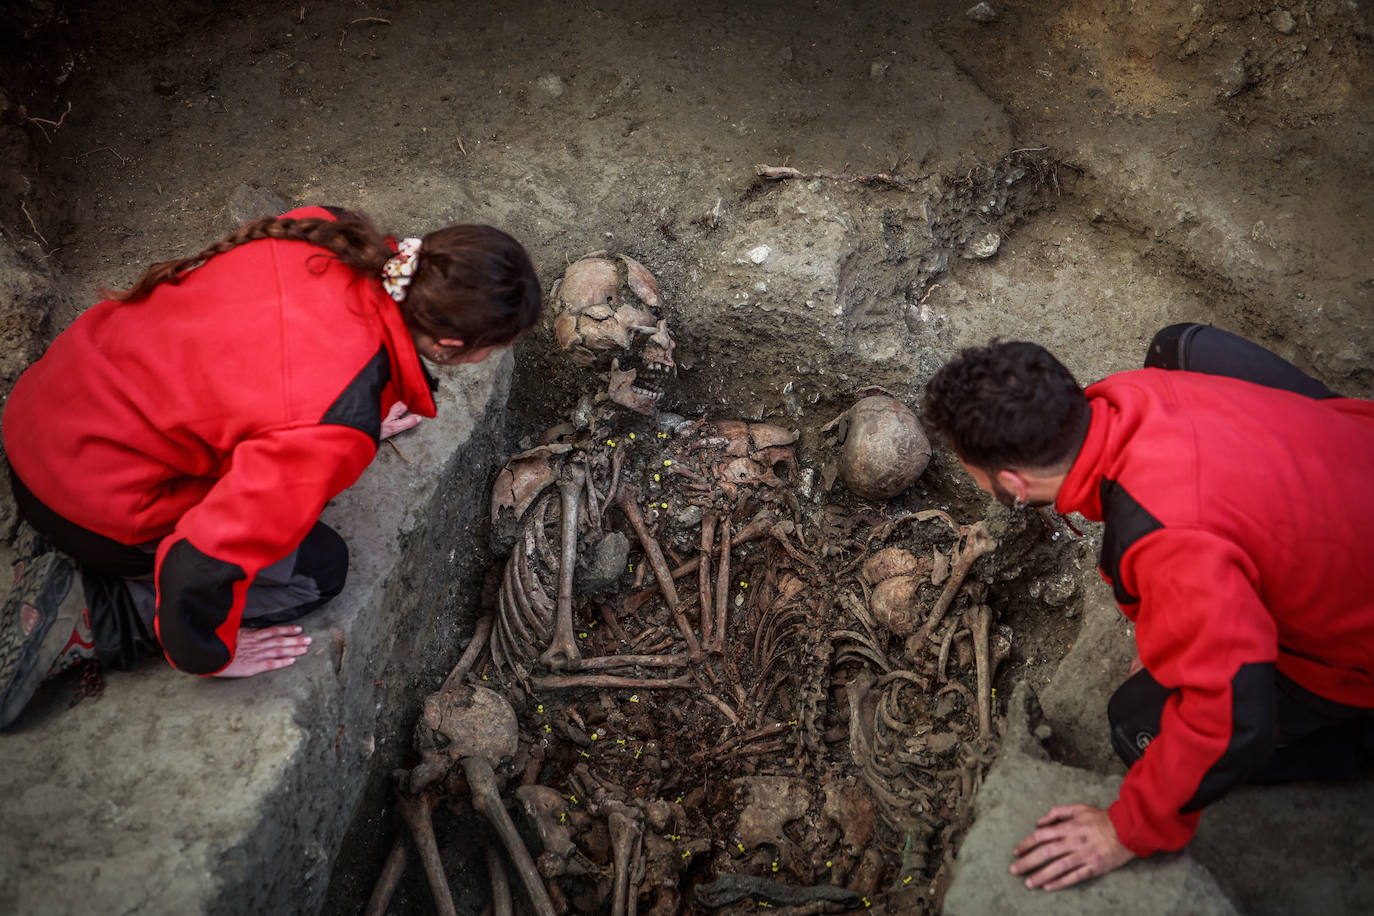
<box><xmin>211</xmin><ymin>625</ymin><xmax>312</xmax><ymax>678</ymax></box>
<box><xmin>381</xmin><ymin>401</ymin><xmax>422</xmax><ymax>440</ymax></box>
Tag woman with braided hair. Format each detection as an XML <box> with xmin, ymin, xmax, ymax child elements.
<box><xmin>0</xmin><ymin>206</ymin><xmax>540</xmax><ymax>727</ymax></box>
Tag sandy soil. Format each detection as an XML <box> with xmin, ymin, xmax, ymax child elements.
<box><xmin>1</xmin><ymin>0</ymin><xmax>1369</xmax><ymax>913</ymax></box>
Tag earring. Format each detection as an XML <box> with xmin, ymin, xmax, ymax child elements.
<box><xmin>1013</xmin><ymin>494</ymin><xmax>1027</xmax><ymax>510</ymax></box>
<box><xmin>433</xmin><ymin>347</ymin><xmax>447</xmax><ymax>363</ymax></box>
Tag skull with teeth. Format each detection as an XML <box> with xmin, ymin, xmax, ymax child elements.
<box><xmin>552</xmin><ymin>253</ymin><xmax>677</xmax><ymax>413</ymax></box>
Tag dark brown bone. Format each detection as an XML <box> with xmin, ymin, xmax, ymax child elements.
<box><xmin>463</xmin><ymin>755</ymin><xmax>557</xmax><ymax>916</ymax></box>
<box><xmin>615</xmin><ymin>485</ymin><xmax>702</xmax><ymax>658</ymax></box>
<box><xmin>698</xmin><ymin>512</ymin><xmax>716</xmax><ymax>647</ymax></box>
<box><xmin>531</xmin><ymin>673</ymin><xmax>694</xmax><ymax>690</ymax></box>
<box><xmin>915</xmin><ymin>522</ymin><xmax>997</xmax><ymax>649</ymax></box>
<box><xmin>396</xmin><ymin>788</ymin><xmax>457</xmax><ymax>916</ymax></box>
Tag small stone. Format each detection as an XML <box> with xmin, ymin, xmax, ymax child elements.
<box><xmin>227</xmin><ymin>183</ymin><xmax>291</xmax><ymax>227</ymax></box>
<box><xmin>962</xmin><ymin>231</ymin><xmax>1001</xmax><ymax>260</ymax></box>
<box><xmin>870</xmin><ymin>60</ymin><xmax>891</xmax><ymax>80</ymax></box>
<box><xmin>1268</xmin><ymin>10</ymin><xmax>1296</xmax><ymax>34</ymax></box>
<box><xmin>966</xmin><ymin>2</ymin><xmax>998</xmax><ymax>23</ymax></box>
<box><xmin>1034</xmin><ymin>723</ymin><xmax>1053</xmax><ymax>741</ymax></box>
<box><xmin>747</xmin><ymin>244</ymin><xmax>771</xmax><ymax>264</ymax></box>
<box><xmin>536</xmin><ymin>74</ymin><xmax>564</xmax><ymax>97</ymax></box>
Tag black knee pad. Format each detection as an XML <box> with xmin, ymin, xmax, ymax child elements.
<box><xmin>1108</xmin><ymin>669</ymin><xmax>1176</xmax><ymax>767</ymax></box>
<box><xmin>1144</xmin><ymin>323</ymin><xmax>1206</xmax><ymax>371</ymax></box>
<box><xmin>295</xmin><ymin>522</ymin><xmax>349</xmax><ymax>602</ymax></box>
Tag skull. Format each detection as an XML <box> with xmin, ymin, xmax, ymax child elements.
<box><xmin>828</xmin><ymin>395</ymin><xmax>931</xmax><ymax>500</ymax></box>
<box><xmin>552</xmin><ymin>253</ymin><xmax>676</xmax><ymax>414</ymax></box>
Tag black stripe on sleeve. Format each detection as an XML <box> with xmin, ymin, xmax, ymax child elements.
<box><xmin>1181</xmin><ymin>661</ymin><xmax>1278</xmax><ymax>812</ymax></box>
<box><xmin>1098</xmin><ymin>478</ymin><xmax>1164</xmax><ymax>605</ymax></box>
<box><xmin>321</xmin><ymin>345</ymin><xmax>391</xmax><ymax>444</ymax></box>
<box><xmin>157</xmin><ymin>538</ymin><xmax>245</xmax><ymax>674</ymax></box>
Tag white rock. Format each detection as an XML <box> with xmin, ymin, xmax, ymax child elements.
<box><xmin>962</xmin><ymin>231</ymin><xmax>1002</xmax><ymax>260</ymax></box>
<box><xmin>747</xmin><ymin>244</ymin><xmax>772</xmax><ymax>264</ymax></box>
<box><xmin>966</xmin><ymin>2</ymin><xmax>998</xmax><ymax>23</ymax></box>
<box><xmin>1268</xmin><ymin>10</ymin><xmax>1296</xmax><ymax>34</ymax></box>
<box><xmin>535</xmin><ymin>74</ymin><xmax>564</xmax><ymax>97</ymax></box>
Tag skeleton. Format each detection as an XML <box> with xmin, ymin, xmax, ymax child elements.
<box><xmin>488</xmin><ymin>253</ymin><xmax>801</xmax><ymax>691</ymax></box>
<box><xmin>377</xmin><ymin>252</ymin><xmax>1023</xmax><ymax>915</ymax></box>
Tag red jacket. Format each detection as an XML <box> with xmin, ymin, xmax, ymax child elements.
<box><xmin>1056</xmin><ymin>368</ymin><xmax>1374</xmax><ymax>856</ymax></box>
<box><xmin>3</xmin><ymin>207</ymin><xmax>437</xmax><ymax>674</ymax></box>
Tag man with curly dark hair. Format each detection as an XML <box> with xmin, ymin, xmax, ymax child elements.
<box><xmin>923</xmin><ymin>324</ymin><xmax>1374</xmax><ymax>891</ymax></box>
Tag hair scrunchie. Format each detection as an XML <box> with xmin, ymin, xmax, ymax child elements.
<box><xmin>381</xmin><ymin>237</ymin><xmax>423</xmax><ymax>302</ymax></box>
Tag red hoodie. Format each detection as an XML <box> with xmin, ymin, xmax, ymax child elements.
<box><xmin>1056</xmin><ymin>368</ymin><xmax>1374</xmax><ymax>856</ymax></box>
<box><xmin>3</xmin><ymin>207</ymin><xmax>437</xmax><ymax>674</ymax></box>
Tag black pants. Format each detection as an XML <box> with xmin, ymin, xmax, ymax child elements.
<box><xmin>10</xmin><ymin>469</ymin><xmax>348</xmax><ymax>670</ymax></box>
<box><xmin>1108</xmin><ymin>323</ymin><xmax>1371</xmax><ymax>782</ymax></box>
<box><xmin>1109</xmin><ymin>668</ymin><xmax>1374</xmax><ymax>782</ymax></box>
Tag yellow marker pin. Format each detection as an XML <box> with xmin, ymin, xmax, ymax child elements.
<box><xmin>537</xmin><ymin>704</ymin><xmax>544</xmax><ymax>713</ymax></box>
<box><xmin>544</xmin><ymin>724</ymin><xmax>552</xmax><ymax>732</ymax></box>
<box><xmin>737</xmin><ymin>843</ymin><xmax>745</xmax><ymax>852</ymax></box>
<box><xmin>903</xmin><ymin>875</ymin><xmax>913</xmax><ymax>885</ymax></box>
<box><xmin>607</xmin><ymin>440</ymin><xmax>616</xmax><ymax>447</ymax></box>
<box><xmin>628</xmin><ymin>562</ymin><xmax>635</xmax><ymax>571</ymax></box>
<box><xmin>617</xmin><ymin>737</ymin><xmax>626</xmax><ymax>745</ymax></box>
<box><xmin>629</xmin><ymin>432</ymin><xmax>636</xmax><ymax>439</ymax></box>
<box><xmin>674</xmin><ymin>796</ymin><xmax>683</xmax><ymax>804</ymax></box>
<box><xmin>991</xmin><ymin>688</ymin><xmax>998</xmax><ymax>698</ymax></box>
<box><xmin>770</xmin><ymin>861</ymin><xmax>778</xmax><ymax>873</ymax></box>
<box><xmin>653</xmin><ymin>474</ymin><xmax>661</xmax><ymax>482</ymax></box>
<box><xmin>560</xmin><ymin>812</ymin><xmax>567</xmax><ymax>824</ymax></box>
<box><xmin>682</xmin><ymin>851</ymin><xmax>691</xmax><ymax>859</ymax></box>
<box><xmin>660</xmin><ymin>502</ymin><xmax>669</xmax><ymax>509</ymax></box>
<box><xmin>669</xmin><ymin>834</ymin><xmax>680</xmax><ymax>841</ymax></box>
<box><xmin>863</xmin><ymin>899</ymin><xmax>871</xmax><ymax>909</ymax></box>
<box><xmin>663</xmin><ymin>459</ymin><xmax>672</xmax><ymax>466</ymax></box>
<box><xmin>657</xmin><ymin>432</ymin><xmax>668</xmax><ymax>439</ymax></box>
<box><xmin>630</xmin><ymin>695</ymin><xmax>640</xmax><ymax>702</ymax></box>
<box><xmin>590</xmin><ymin>733</ymin><xmax>599</xmax><ymax>741</ymax></box>
<box><xmin>825</xmin><ymin>860</ymin><xmax>832</xmax><ymax>868</ymax></box>
<box><xmin>580</xmin><ymin>751</ymin><xmax>590</xmax><ymax>758</ymax></box>
<box><xmin>579</xmin><ymin>631</ymin><xmax>588</xmax><ymax>638</ymax></box>
<box><xmin>570</xmin><ymin>795</ymin><xmax>579</xmax><ymax>804</ymax></box>
<box><xmin>634</xmin><ymin>748</ymin><xmax>642</xmax><ymax>759</ymax></box>
<box><xmin>740</xmin><ymin>581</ymin><xmax>748</xmax><ymax>588</ymax></box>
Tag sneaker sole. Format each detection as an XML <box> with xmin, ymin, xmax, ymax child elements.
<box><xmin>0</xmin><ymin>553</ymin><xmax>75</xmax><ymax>728</ymax></box>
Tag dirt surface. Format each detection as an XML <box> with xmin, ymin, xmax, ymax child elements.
<box><xmin>0</xmin><ymin>0</ymin><xmax>1370</xmax><ymax>914</ymax></box>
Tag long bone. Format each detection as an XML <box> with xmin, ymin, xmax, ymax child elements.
<box><xmin>532</xmin><ymin>673</ymin><xmax>694</xmax><ymax>690</ymax></box>
<box><xmin>712</xmin><ymin>511</ymin><xmax>732</xmax><ymax>654</ymax></box>
<box><xmin>615</xmin><ymin>485</ymin><xmax>703</xmax><ymax>658</ymax></box>
<box><xmin>486</xmin><ymin>845</ymin><xmax>514</xmax><ymax>916</ymax></box>
<box><xmin>608</xmin><ymin>807</ymin><xmax>643</xmax><ymax>916</ymax></box>
<box><xmin>361</xmin><ymin>821</ymin><xmax>410</xmax><ymax>916</ymax></box>
<box><xmin>968</xmin><ymin>603</ymin><xmax>994</xmax><ymax>737</ymax></box>
<box><xmin>698</xmin><ymin>512</ymin><xmax>716</xmax><ymax>647</ymax></box>
<box><xmin>914</xmin><ymin>521</ymin><xmax>997</xmax><ymax>649</ymax></box>
<box><xmin>541</xmin><ymin>462</ymin><xmax>587</xmax><ymax>668</ymax></box>
<box><xmin>396</xmin><ymin>786</ymin><xmax>457</xmax><ymax>916</ymax></box>
<box><xmin>463</xmin><ymin>755</ymin><xmax>558</xmax><ymax>916</ymax></box>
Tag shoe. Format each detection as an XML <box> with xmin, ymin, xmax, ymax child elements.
<box><xmin>0</xmin><ymin>552</ymin><xmax>78</xmax><ymax>728</ymax></box>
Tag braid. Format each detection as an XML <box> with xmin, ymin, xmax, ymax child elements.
<box><xmin>103</xmin><ymin>210</ymin><xmax>393</xmax><ymax>302</ymax></box>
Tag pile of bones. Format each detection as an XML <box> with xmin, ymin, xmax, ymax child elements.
<box><xmin>366</xmin><ymin>254</ymin><xmax>1012</xmax><ymax>916</ymax></box>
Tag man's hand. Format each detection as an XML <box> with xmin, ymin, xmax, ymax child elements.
<box><xmin>211</xmin><ymin>625</ymin><xmax>312</xmax><ymax>678</ymax></box>
<box><xmin>1010</xmin><ymin>804</ymin><xmax>1135</xmax><ymax>890</ymax></box>
<box><xmin>381</xmin><ymin>402</ymin><xmax>422</xmax><ymax>440</ymax></box>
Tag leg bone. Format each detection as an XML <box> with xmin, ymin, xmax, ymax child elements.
<box><xmin>541</xmin><ymin>463</ymin><xmax>586</xmax><ymax>669</ymax></box>
<box><xmin>463</xmin><ymin>755</ymin><xmax>557</xmax><ymax>916</ymax></box>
